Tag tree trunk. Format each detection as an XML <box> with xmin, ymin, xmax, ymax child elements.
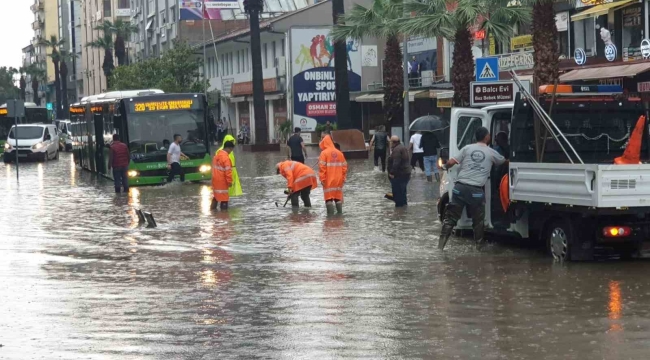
<box><xmin>53</xmin><ymin>57</ymin><xmax>62</xmax><ymax>118</ymax></box>
<box><xmin>452</xmin><ymin>28</ymin><xmax>473</xmax><ymax>106</ymax></box>
<box><xmin>60</xmin><ymin>62</ymin><xmax>70</xmax><ymax>119</ymax></box>
<box><xmin>115</xmin><ymin>36</ymin><xmax>126</xmax><ymax>66</ymax></box>
<box><xmin>532</xmin><ymin>0</ymin><xmax>559</xmax><ymax>84</ymax></box>
<box><xmin>19</xmin><ymin>76</ymin><xmax>26</xmax><ymax>101</ymax></box>
<box><xmin>32</xmin><ymin>79</ymin><xmax>39</xmax><ymax>105</ymax></box>
<box><xmin>383</xmin><ymin>35</ymin><xmax>403</xmax><ymax>128</ymax></box>
<box><xmin>247</xmin><ymin>0</ymin><xmax>269</xmax><ymax>144</ymax></box>
<box><xmin>331</xmin><ymin>0</ymin><xmax>351</xmax><ymax>130</ymax></box>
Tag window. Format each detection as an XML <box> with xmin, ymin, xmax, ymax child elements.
<box><xmin>103</xmin><ymin>0</ymin><xmax>111</xmax><ymax>17</ymax></box>
<box><xmin>263</xmin><ymin>43</ymin><xmax>268</xmax><ymax>68</ymax></box>
<box><xmin>169</xmin><ymin>6</ymin><xmax>176</xmax><ymax>21</ymax></box>
<box><xmin>245</xmin><ymin>48</ymin><xmax>249</xmax><ymax>71</ymax></box>
<box><xmin>456</xmin><ymin>116</ymin><xmax>483</xmax><ymax>150</ymax></box>
<box><xmin>281</xmin><ymin>39</ymin><xmax>285</xmax><ymax>57</ymax></box>
<box><xmin>215</xmin><ymin>56</ymin><xmax>219</xmax><ymax>77</ymax></box>
<box><xmin>573</xmin><ymin>18</ymin><xmax>596</xmax><ymax>56</ymax></box>
<box><xmin>118</xmin><ymin>0</ymin><xmax>129</xmax><ymax>8</ymax></box>
<box><xmin>621</xmin><ymin>5</ymin><xmax>643</xmax><ymax>59</ymax></box>
<box><xmin>160</xmin><ymin>10</ymin><xmax>166</xmax><ymax>24</ymax></box>
<box><xmin>236</xmin><ymin>51</ymin><xmax>240</xmax><ymax>73</ymax></box>
<box><xmin>272</xmin><ymin>41</ymin><xmax>277</xmax><ymax>66</ymax></box>
<box><xmin>229</xmin><ymin>53</ymin><xmax>233</xmax><ymax>74</ymax></box>
<box><xmin>221</xmin><ymin>54</ymin><xmax>225</xmax><ymax>75</ymax></box>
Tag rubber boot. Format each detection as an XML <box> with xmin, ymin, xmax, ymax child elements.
<box><xmin>435</xmin><ymin>173</ymin><xmax>441</xmax><ymax>182</ymax></box>
<box><xmin>220</xmin><ymin>201</ymin><xmax>228</xmax><ymax>211</ymax></box>
<box><xmin>210</xmin><ymin>198</ymin><xmax>218</xmax><ymax>210</ymax></box>
<box><xmin>335</xmin><ymin>201</ymin><xmax>343</xmax><ymax>214</ymax></box>
<box><xmin>438</xmin><ymin>222</ymin><xmax>455</xmax><ymax>250</ymax></box>
<box><xmin>426</xmin><ymin>175</ymin><xmax>433</xmax><ymax>182</ymax></box>
<box><xmin>326</xmin><ymin>201</ymin><xmax>336</xmax><ymax>215</ymax></box>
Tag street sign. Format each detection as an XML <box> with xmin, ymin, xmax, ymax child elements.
<box><xmin>470</xmin><ymin>80</ymin><xmax>531</xmax><ymax>107</ymax></box>
<box><xmin>475</xmin><ymin>57</ymin><xmax>499</xmax><ymax>82</ymax></box>
<box><xmin>6</xmin><ymin>100</ymin><xmax>25</xmax><ymax>118</ymax></box>
<box><xmin>46</xmin><ymin>102</ymin><xmax>53</xmax><ymax>111</ymax></box>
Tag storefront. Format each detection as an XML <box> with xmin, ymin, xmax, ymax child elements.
<box><xmin>229</xmin><ymin>77</ymin><xmax>286</xmax><ymax>142</ymax></box>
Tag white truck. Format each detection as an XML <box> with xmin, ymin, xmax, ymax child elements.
<box><xmin>437</xmin><ymin>88</ymin><xmax>650</xmax><ymax>261</ymax></box>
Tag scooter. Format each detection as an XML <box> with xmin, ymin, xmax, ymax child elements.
<box><xmin>237</xmin><ymin>130</ymin><xmax>250</xmax><ymax>144</ymax></box>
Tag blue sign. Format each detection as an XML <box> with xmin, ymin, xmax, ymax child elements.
<box><xmin>46</xmin><ymin>102</ymin><xmax>53</xmax><ymax>110</ymax></box>
<box><xmin>475</xmin><ymin>57</ymin><xmax>499</xmax><ymax>82</ymax></box>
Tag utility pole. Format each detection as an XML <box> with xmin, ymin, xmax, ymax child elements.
<box><xmin>244</xmin><ymin>0</ymin><xmax>269</xmax><ymax>144</ymax></box>
<box><xmin>331</xmin><ymin>0</ymin><xmax>351</xmax><ymax>129</ymax></box>
<box><xmin>402</xmin><ymin>37</ymin><xmax>409</xmax><ymax>141</ymax></box>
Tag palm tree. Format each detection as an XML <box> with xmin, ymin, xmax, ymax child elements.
<box><xmin>331</xmin><ymin>0</ymin><xmax>404</xmax><ymax>127</ymax></box>
<box><xmin>112</xmin><ymin>19</ymin><xmax>139</xmax><ymax>66</ymax></box>
<box><xmin>532</xmin><ymin>0</ymin><xmax>558</xmax><ymax>85</ymax></box>
<box><xmin>18</xmin><ymin>67</ymin><xmax>27</xmax><ymax>101</ymax></box>
<box><xmin>400</xmin><ymin>0</ymin><xmax>531</xmax><ymax>105</ymax></box>
<box><xmin>40</xmin><ymin>35</ymin><xmax>66</xmax><ymax>115</ymax></box>
<box><xmin>59</xmin><ymin>51</ymin><xmax>77</xmax><ymax>119</ymax></box>
<box><xmin>27</xmin><ymin>63</ymin><xmax>46</xmax><ymax>105</ymax></box>
<box><xmin>87</xmin><ymin>35</ymin><xmax>115</xmax><ymax>90</ymax></box>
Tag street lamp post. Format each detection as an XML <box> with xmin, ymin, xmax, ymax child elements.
<box><xmin>244</xmin><ymin>0</ymin><xmax>269</xmax><ymax>145</ymax></box>
<box><xmin>331</xmin><ymin>0</ymin><xmax>351</xmax><ymax>130</ymax></box>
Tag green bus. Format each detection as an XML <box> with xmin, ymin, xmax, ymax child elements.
<box><xmin>0</xmin><ymin>103</ymin><xmax>49</xmax><ymax>154</ymax></box>
<box><xmin>72</xmin><ymin>91</ymin><xmax>213</xmax><ymax>186</ymax></box>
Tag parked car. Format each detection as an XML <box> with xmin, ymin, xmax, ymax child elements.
<box><xmin>57</xmin><ymin>120</ymin><xmax>73</xmax><ymax>152</ymax></box>
<box><xmin>3</xmin><ymin>124</ymin><xmax>60</xmax><ymax>163</ymax></box>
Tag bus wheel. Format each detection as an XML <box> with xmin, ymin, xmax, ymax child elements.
<box><xmin>546</xmin><ymin>219</ymin><xmax>573</xmax><ymax>262</ymax></box>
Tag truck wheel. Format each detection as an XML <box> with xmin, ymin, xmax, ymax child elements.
<box><xmin>547</xmin><ymin>219</ymin><xmax>573</xmax><ymax>262</ymax></box>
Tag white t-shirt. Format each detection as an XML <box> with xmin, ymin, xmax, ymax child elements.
<box><xmin>168</xmin><ymin>142</ymin><xmax>181</xmax><ymax>164</ymax></box>
<box><xmin>410</xmin><ymin>134</ymin><xmax>424</xmax><ymax>153</ymax></box>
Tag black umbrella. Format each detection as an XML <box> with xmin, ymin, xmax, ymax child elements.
<box><xmin>409</xmin><ymin>115</ymin><xmax>446</xmax><ymax>132</ymax></box>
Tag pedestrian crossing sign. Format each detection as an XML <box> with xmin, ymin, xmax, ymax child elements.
<box><xmin>475</xmin><ymin>57</ymin><xmax>499</xmax><ymax>82</ymax></box>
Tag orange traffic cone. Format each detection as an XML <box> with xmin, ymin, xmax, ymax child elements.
<box><xmin>615</xmin><ymin>115</ymin><xmax>646</xmax><ymax>165</ymax></box>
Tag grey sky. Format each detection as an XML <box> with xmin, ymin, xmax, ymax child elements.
<box><xmin>0</xmin><ymin>0</ymin><xmax>35</xmax><ymax>69</ymax></box>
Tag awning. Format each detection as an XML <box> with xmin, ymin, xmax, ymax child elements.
<box><xmin>408</xmin><ymin>90</ymin><xmax>427</xmax><ymax>102</ymax></box>
<box><xmin>559</xmin><ymin>62</ymin><xmax>650</xmax><ymax>82</ymax></box>
<box><xmin>571</xmin><ymin>0</ymin><xmax>634</xmax><ymax>22</ymax></box>
<box><xmin>229</xmin><ymin>96</ymin><xmax>246</xmax><ymax>103</ymax></box>
<box><xmin>265</xmin><ymin>93</ymin><xmax>284</xmax><ymax>101</ymax></box>
<box><xmin>354</xmin><ymin>94</ymin><xmax>384</xmax><ymax>102</ymax></box>
<box><xmin>429</xmin><ymin>90</ymin><xmax>455</xmax><ymax>99</ymax></box>
<box><xmin>146</xmin><ymin>19</ymin><xmax>154</xmax><ymax>30</ymax></box>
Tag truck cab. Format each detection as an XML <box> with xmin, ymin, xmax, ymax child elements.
<box><xmin>438</xmin><ymin>85</ymin><xmax>650</xmax><ymax>261</ymax></box>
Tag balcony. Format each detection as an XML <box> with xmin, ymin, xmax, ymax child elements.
<box><xmin>32</xmin><ymin>19</ymin><xmax>44</xmax><ymax>31</ymax></box>
<box><xmin>30</xmin><ymin>0</ymin><xmax>44</xmax><ymax>13</ymax></box>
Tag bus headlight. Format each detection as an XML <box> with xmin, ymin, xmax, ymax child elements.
<box><xmin>199</xmin><ymin>165</ymin><xmax>211</xmax><ymax>173</ymax></box>
<box><xmin>128</xmin><ymin>170</ymin><xmax>139</xmax><ymax>178</ymax></box>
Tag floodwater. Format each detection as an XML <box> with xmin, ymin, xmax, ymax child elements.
<box><xmin>2</xmin><ymin>149</ymin><xmax>650</xmax><ymax>359</ymax></box>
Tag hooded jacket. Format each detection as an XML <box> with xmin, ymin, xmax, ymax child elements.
<box><xmin>218</xmin><ymin>134</ymin><xmax>242</xmax><ymax>196</ymax></box>
<box><xmin>278</xmin><ymin>160</ymin><xmax>318</xmax><ymax>192</ymax></box>
<box><xmin>212</xmin><ymin>149</ymin><xmax>233</xmax><ymax>201</ymax></box>
<box><xmin>318</xmin><ymin>135</ymin><xmax>348</xmax><ymax>201</ymax></box>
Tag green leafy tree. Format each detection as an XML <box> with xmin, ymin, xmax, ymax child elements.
<box><xmin>110</xmin><ymin>41</ymin><xmax>206</xmax><ymax>93</ymax></box>
<box><xmin>18</xmin><ymin>67</ymin><xmax>27</xmax><ymax>101</ymax></box>
<box><xmin>40</xmin><ymin>35</ymin><xmax>66</xmax><ymax>114</ymax></box>
<box><xmin>0</xmin><ymin>67</ymin><xmax>20</xmax><ymax>105</ymax></box>
<box><xmin>112</xmin><ymin>19</ymin><xmax>139</xmax><ymax>66</ymax></box>
<box><xmin>331</xmin><ymin>0</ymin><xmax>404</xmax><ymax>127</ymax></box>
<box><xmin>59</xmin><ymin>51</ymin><xmax>77</xmax><ymax>118</ymax></box>
<box><xmin>399</xmin><ymin>0</ymin><xmax>530</xmax><ymax>105</ymax></box>
<box><xmin>26</xmin><ymin>63</ymin><xmax>46</xmax><ymax>106</ymax></box>
<box><xmin>532</xmin><ymin>0</ymin><xmax>558</xmax><ymax>85</ymax></box>
<box><xmin>87</xmin><ymin>35</ymin><xmax>115</xmax><ymax>90</ymax></box>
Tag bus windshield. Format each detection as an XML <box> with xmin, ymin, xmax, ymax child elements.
<box><xmin>127</xmin><ymin>110</ymin><xmax>207</xmax><ymax>162</ymax></box>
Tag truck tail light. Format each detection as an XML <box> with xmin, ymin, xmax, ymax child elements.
<box><xmin>603</xmin><ymin>226</ymin><xmax>632</xmax><ymax>238</ymax></box>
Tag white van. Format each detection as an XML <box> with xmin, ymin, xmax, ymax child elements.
<box><xmin>57</xmin><ymin>120</ymin><xmax>73</xmax><ymax>151</ymax></box>
<box><xmin>3</xmin><ymin>124</ymin><xmax>60</xmax><ymax>163</ymax></box>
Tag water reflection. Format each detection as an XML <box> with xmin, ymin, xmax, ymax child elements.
<box><xmin>608</xmin><ymin>280</ymin><xmax>622</xmax><ymax>332</ymax></box>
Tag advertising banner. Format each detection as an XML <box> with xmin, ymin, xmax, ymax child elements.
<box><xmin>179</xmin><ymin>0</ymin><xmax>238</xmax><ymax>20</ymax></box>
<box><xmin>290</xmin><ymin>27</ymin><xmax>361</xmax><ymax>131</ymax></box>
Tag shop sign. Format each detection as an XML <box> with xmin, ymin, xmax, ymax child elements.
<box><xmin>555</xmin><ymin>12</ymin><xmax>569</xmax><ymax>32</ymax></box>
<box><xmin>437</xmin><ymin>98</ymin><xmax>452</xmax><ymax>108</ymax></box>
<box><xmin>511</xmin><ymin>35</ymin><xmax>533</xmax><ymax>50</ymax></box>
<box><xmin>623</xmin><ymin>5</ymin><xmax>642</xmax><ymax>27</ymax></box>
<box><xmin>600</xmin><ymin>78</ymin><xmax>622</xmax><ymax>87</ymax></box>
<box><xmin>623</xmin><ymin>47</ymin><xmax>642</xmax><ymax>62</ymax></box>
<box><xmin>498</xmin><ymin>51</ymin><xmax>534</xmax><ymax>71</ymax></box>
<box><xmin>470</xmin><ymin>80</ymin><xmax>530</xmax><ymax>107</ymax></box>
<box><xmin>637</xmin><ymin>81</ymin><xmax>650</xmax><ymax>93</ymax></box>
<box><xmin>231</xmin><ymin>78</ymin><xmax>278</xmax><ymax>96</ymax></box>
<box><xmin>641</xmin><ymin>39</ymin><xmax>650</xmax><ymax>59</ymax></box>
<box><xmin>574</xmin><ymin>48</ymin><xmax>587</xmax><ymax>65</ymax></box>
<box><xmin>222</xmin><ymin>78</ymin><xmax>234</xmax><ymax>97</ymax></box>
<box><xmin>576</xmin><ymin>0</ymin><xmax>611</xmax><ymax>9</ymax></box>
<box><xmin>605</xmin><ymin>44</ymin><xmax>617</xmax><ymax>62</ymax></box>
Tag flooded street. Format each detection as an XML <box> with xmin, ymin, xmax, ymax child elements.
<box><xmin>3</xmin><ymin>150</ymin><xmax>650</xmax><ymax>359</ymax></box>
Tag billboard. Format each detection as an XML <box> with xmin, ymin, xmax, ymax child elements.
<box><xmin>179</xmin><ymin>0</ymin><xmax>239</xmax><ymax>20</ymax></box>
<box><xmin>290</xmin><ymin>28</ymin><xmax>361</xmax><ymax>131</ymax></box>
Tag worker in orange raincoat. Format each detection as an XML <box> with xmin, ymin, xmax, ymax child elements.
<box><xmin>277</xmin><ymin>160</ymin><xmax>318</xmax><ymax>208</ymax></box>
<box><xmin>318</xmin><ymin>134</ymin><xmax>348</xmax><ymax>214</ymax></box>
<box><xmin>211</xmin><ymin>141</ymin><xmax>235</xmax><ymax>211</ymax></box>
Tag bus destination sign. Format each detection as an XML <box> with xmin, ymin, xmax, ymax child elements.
<box><xmin>133</xmin><ymin>99</ymin><xmax>194</xmax><ymax>112</ymax></box>
<box><xmin>0</xmin><ymin>108</ymin><xmax>7</xmax><ymax>116</ymax></box>
<box><xmin>70</xmin><ymin>107</ymin><xmax>85</xmax><ymax>114</ymax></box>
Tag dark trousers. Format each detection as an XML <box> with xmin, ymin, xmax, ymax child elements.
<box><xmin>390</xmin><ymin>175</ymin><xmax>410</xmax><ymax>207</ymax></box>
<box><xmin>411</xmin><ymin>153</ymin><xmax>424</xmax><ymax>171</ymax></box>
<box><xmin>440</xmin><ymin>183</ymin><xmax>486</xmax><ymax>242</ymax></box>
<box><xmin>167</xmin><ymin>162</ymin><xmax>185</xmax><ymax>183</ymax></box>
<box><xmin>290</xmin><ymin>186</ymin><xmax>312</xmax><ymax>207</ymax></box>
<box><xmin>373</xmin><ymin>148</ymin><xmax>386</xmax><ymax>172</ymax></box>
<box><xmin>113</xmin><ymin>168</ymin><xmax>129</xmax><ymax>193</ymax></box>
<box><xmin>290</xmin><ymin>155</ymin><xmax>305</xmax><ymax>164</ymax></box>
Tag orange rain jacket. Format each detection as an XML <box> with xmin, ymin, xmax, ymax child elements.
<box><xmin>212</xmin><ymin>149</ymin><xmax>233</xmax><ymax>202</ymax></box>
<box><xmin>278</xmin><ymin>160</ymin><xmax>318</xmax><ymax>193</ymax></box>
<box><xmin>318</xmin><ymin>135</ymin><xmax>348</xmax><ymax>201</ymax></box>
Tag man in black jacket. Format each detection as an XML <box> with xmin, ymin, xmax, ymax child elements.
<box><xmin>387</xmin><ymin>135</ymin><xmax>411</xmax><ymax>207</ymax></box>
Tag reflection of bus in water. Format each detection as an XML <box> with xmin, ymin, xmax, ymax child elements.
<box><xmin>0</xmin><ymin>102</ymin><xmax>49</xmax><ymax>153</ymax></box>
<box><xmin>72</xmin><ymin>91</ymin><xmax>212</xmax><ymax>186</ymax></box>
